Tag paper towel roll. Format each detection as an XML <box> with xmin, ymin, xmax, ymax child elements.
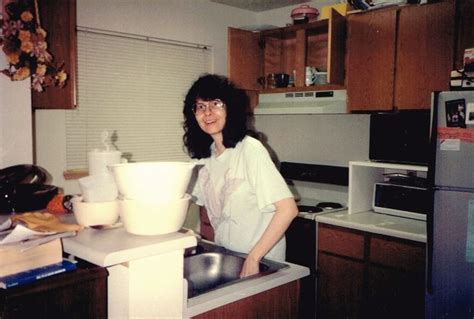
<box><xmin>88</xmin><ymin>150</ymin><xmax>122</xmax><ymax>176</ymax></box>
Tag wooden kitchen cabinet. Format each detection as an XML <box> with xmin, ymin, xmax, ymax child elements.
<box><xmin>31</xmin><ymin>0</ymin><xmax>77</xmax><ymax>109</ymax></box>
<box><xmin>317</xmin><ymin>223</ymin><xmax>426</xmax><ymax>319</ymax></box>
<box><xmin>228</xmin><ymin>9</ymin><xmax>346</xmax><ymax>95</ymax></box>
<box><xmin>0</xmin><ymin>259</ymin><xmax>108</xmax><ymax>318</ymax></box>
<box><xmin>346</xmin><ymin>1</ymin><xmax>455</xmax><ymax>112</ymax></box>
<box><xmin>454</xmin><ymin>0</ymin><xmax>474</xmax><ymax>70</ymax></box>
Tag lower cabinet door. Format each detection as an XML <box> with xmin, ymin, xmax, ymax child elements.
<box><xmin>317</xmin><ymin>253</ymin><xmax>365</xmax><ymax>319</ymax></box>
<box><xmin>366</xmin><ymin>265</ymin><xmax>425</xmax><ymax>319</ymax></box>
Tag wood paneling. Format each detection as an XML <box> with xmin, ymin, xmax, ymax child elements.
<box><xmin>317</xmin><ymin>223</ymin><xmax>426</xmax><ymax>319</ymax></box>
<box><xmin>31</xmin><ymin>0</ymin><xmax>77</xmax><ymax>109</ymax></box>
<box><xmin>346</xmin><ymin>8</ymin><xmax>397</xmax><ymax>111</ymax></box>
<box><xmin>317</xmin><ymin>253</ymin><xmax>365</xmax><ymax>319</ymax></box>
<box><xmin>228</xmin><ymin>27</ymin><xmax>262</xmax><ymax>91</ymax></box>
<box><xmin>192</xmin><ymin>280</ymin><xmax>299</xmax><ymax>319</ymax></box>
<box><xmin>318</xmin><ymin>223</ymin><xmax>365</xmax><ymax>259</ymax></box>
<box><xmin>454</xmin><ymin>0</ymin><xmax>474</xmax><ymax>70</ymax></box>
<box><xmin>395</xmin><ymin>0</ymin><xmax>455</xmax><ymax>109</ymax></box>
<box><xmin>0</xmin><ymin>261</ymin><xmax>108</xmax><ymax>318</ymax></box>
<box><xmin>370</xmin><ymin>235</ymin><xmax>425</xmax><ymax>271</ymax></box>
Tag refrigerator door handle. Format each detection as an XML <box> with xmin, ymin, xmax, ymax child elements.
<box><xmin>426</xmin><ymin>91</ymin><xmax>440</xmax><ymax>294</ymax></box>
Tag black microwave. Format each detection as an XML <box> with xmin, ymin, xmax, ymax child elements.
<box><xmin>369</xmin><ymin>111</ymin><xmax>431</xmax><ymax>165</ymax></box>
<box><xmin>373</xmin><ymin>183</ymin><xmax>429</xmax><ymax>220</ymax></box>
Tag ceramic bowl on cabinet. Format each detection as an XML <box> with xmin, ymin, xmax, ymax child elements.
<box><xmin>119</xmin><ymin>194</ymin><xmax>191</xmax><ymax>235</ymax></box>
<box><xmin>72</xmin><ymin>196</ymin><xmax>120</xmax><ymax>227</ymax></box>
<box><xmin>110</xmin><ymin>161</ymin><xmax>195</xmax><ymax>201</ymax></box>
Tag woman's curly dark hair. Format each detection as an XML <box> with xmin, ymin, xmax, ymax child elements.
<box><xmin>183</xmin><ymin>74</ymin><xmax>249</xmax><ymax>159</ymax></box>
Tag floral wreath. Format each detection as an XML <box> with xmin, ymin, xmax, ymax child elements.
<box><xmin>0</xmin><ymin>0</ymin><xmax>67</xmax><ymax>92</ymax></box>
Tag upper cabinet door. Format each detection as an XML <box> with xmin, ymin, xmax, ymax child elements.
<box><xmin>32</xmin><ymin>0</ymin><xmax>77</xmax><ymax>109</ymax></box>
<box><xmin>228</xmin><ymin>27</ymin><xmax>262</xmax><ymax>91</ymax></box>
<box><xmin>346</xmin><ymin>9</ymin><xmax>397</xmax><ymax>112</ymax></box>
<box><xmin>328</xmin><ymin>10</ymin><xmax>346</xmax><ymax>85</ymax></box>
<box><xmin>394</xmin><ymin>1</ymin><xmax>455</xmax><ymax>110</ymax></box>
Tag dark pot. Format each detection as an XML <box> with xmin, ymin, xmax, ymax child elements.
<box><xmin>275</xmin><ymin>73</ymin><xmax>290</xmax><ymax>88</ymax></box>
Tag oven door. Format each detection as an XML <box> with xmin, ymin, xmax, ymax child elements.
<box><xmin>286</xmin><ymin>216</ymin><xmax>317</xmax><ymax>319</ymax></box>
<box><xmin>286</xmin><ymin>216</ymin><xmax>316</xmax><ymax>272</ymax></box>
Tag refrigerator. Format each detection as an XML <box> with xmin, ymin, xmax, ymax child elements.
<box><xmin>426</xmin><ymin>91</ymin><xmax>474</xmax><ymax>318</ymax></box>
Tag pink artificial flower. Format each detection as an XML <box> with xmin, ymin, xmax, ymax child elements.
<box><xmin>31</xmin><ymin>73</ymin><xmax>45</xmax><ymax>92</ymax></box>
<box><xmin>3</xmin><ymin>20</ymin><xmax>22</xmax><ymax>37</ymax></box>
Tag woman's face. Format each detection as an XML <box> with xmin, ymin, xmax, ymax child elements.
<box><xmin>193</xmin><ymin>98</ymin><xmax>227</xmax><ymax>140</ymax></box>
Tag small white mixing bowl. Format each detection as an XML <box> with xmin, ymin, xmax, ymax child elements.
<box><xmin>72</xmin><ymin>196</ymin><xmax>120</xmax><ymax>227</ymax></box>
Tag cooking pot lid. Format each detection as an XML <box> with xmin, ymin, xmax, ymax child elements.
<box><xmin>291</xmin><ymin>5</ymin><xmax>319</xmax><ymax>17</ymax></box>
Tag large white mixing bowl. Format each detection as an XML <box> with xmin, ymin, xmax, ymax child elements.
<box><xmin>110</xmin><ymin>161</ymin><xmax>195</xmax><ymax>200</ymax></box>
<box><xmin>119</xmin><ymin>194</ymin><xmax>191</xmax><ymax>235</ymax></box>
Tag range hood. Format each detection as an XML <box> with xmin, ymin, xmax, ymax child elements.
<box><xmin>254</xmin><ymin>90</ymin><xmax>347</xmax><ymax>115</ymax></box>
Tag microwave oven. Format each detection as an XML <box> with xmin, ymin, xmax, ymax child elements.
<box><xmin>369</xmin><ymin>111</ymin><xmax>431</xmax><ymax>165</ymax></box>
<box><xmin>373</xmin><ymin>183</ymin><xmax>429</xmax><ymax>220</ymax></box>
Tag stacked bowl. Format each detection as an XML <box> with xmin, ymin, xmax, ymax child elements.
<box><xmin>73</xmin><ymin>155</ymin><xmax>121</xmax><ymax>227</ymax></box>
<box><xmin>111</xmin><ymin>162</ymin><xmax>195</xmax><ymax>235</ymax></box>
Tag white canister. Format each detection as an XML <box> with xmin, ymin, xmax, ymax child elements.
<box><xmin>305</xmin><ymin>66</ymin><xmax>317</xmax><ymax>86</ymax></box>
<box><xmin>88</xmin><ymin>149</ymin><xmax>122</xmax><ymax>176</ymax></box>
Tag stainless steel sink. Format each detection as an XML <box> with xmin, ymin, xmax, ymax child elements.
<box><xmin>184</xmin><ymin>242</ymin><xmax>288</xmax><ymax>298</ymax></box>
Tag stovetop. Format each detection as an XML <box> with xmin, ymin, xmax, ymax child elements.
<box><xmin>296</xmin><ymin>198</ymin><xmax>347</xmax><ymax>220</ymax></box>
<box><xmin>280</xmin><ymin>161</ymin><xmax>349</xmax><ymax>221</ymax></box>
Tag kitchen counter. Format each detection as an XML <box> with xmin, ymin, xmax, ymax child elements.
<box><xmin>60</xmin><ymin>214</ymin><xmax>309</xmax><ymax>318</ymax></box>
<box><xmin>186</xmin><ymin>260</ymin><xmax>308</xmax><ymax>317</ymax></box>
<box><xmin>61</xmin><ymin>218</ymin><xmax>197</xmax><ymax>318</ymax></box>
<box><xmin>316</xmin><ymin>209</ymin><xmax>427</xmax><ymax>243</ymax></box>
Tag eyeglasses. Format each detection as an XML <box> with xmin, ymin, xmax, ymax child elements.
<box><xmin>193</xmin><ymin>99</ymin><xmax>225</xmax><ymax>115</ymax></box>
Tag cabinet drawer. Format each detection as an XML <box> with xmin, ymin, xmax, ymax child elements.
<box><xmin>318</xmin><ymin>224</ymin><xmax>365</xmax><ymax>259</ymax></box>
<box><xmin>370</xmin><ymin>236</ymin><xmax>425</xmax><ymax>271</ymax></box>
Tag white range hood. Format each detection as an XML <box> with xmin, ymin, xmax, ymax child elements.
<box><xmin>254</xmin><ymin>90</ymin><xmax>347</xmax><ymax>115</ymax></box>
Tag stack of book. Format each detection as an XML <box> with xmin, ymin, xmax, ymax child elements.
<box><xmin>0</xmin><ymin>238</ymin><xmax>77</xmax><ymax>289</ymax></box>
<box><xmin>0</xmin><ymin>213</ymin><xmax>81</xmax><ymax>289</ymax></box>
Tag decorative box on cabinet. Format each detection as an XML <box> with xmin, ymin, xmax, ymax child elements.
<box><xmin>228</xmin><ymin>9</ymin><xmax>346</xmax><ymax>96</ymax></box>
<box><xmin>348</xmin><ymin>160</ymin><xmax>428</xmax><ymax>215</ymax></box>
<box><xmin>31</xmin><ymin>0</ymin><xmax>77</xmax><ymax>109</ymax></box>
<box><xmin>346</xmin><ymin>1</ymin><xmax>455</xmax><ymax>112</ymax></box>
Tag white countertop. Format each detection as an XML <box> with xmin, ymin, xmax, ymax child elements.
<box><xmin>63</xmin><ymin>226</ymin><xmax>197</xmax><ymax>267</ymax></box>
<box><xmin>60</xmin><ymin>215</ymin><xmax>197</xmax><ymax>267</ymax></box>
<box><xmin>315</xmin><ymin>210</ymin><xmax>427</xmax><ymax>243</ymax></box>
<box><xmin>185</xmin><ymin>261</ymin><xmax>309</xmax><ymax>317</ymax></box>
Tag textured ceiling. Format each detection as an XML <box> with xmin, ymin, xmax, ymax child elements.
<box><xmin>209</xmin><ymin>0</ymin><xmax>311</xmax><ymax>12</ymax></box>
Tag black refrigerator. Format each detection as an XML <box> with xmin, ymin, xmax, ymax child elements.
<box><xmin>426</xmin><ymin>91</ymin><xmax>474</xmax><ymax>318</ymax></box>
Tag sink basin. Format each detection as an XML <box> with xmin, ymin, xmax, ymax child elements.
<box><xmin>184</xmin><ymin>242</ymin><xmax>288</xmax><ymax>298</ymax></box>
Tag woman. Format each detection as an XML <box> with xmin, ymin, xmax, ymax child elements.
<box><xmin>182</xmin><ymin>74</ymin><xmax>298</xmax><ymax>277</ymax></box>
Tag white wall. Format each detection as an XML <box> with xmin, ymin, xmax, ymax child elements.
<box><xmin>35</xmin><ymin>0</ymin><xmax>259</xmax><ymax>194</ymax></box>
<box><xmin>0</xmin><ymin>56</ymin><xmax>33</xmax><ymax>168</ymax></box>
<box><xmin>253</xmin><ymin>114</ymin><xmax>369</xmax><ymax>167</ymax></box>
<box><xmin>35</xmin><ymin>0</ymin><xmax>369</xmax><ymax>196</ymax></box>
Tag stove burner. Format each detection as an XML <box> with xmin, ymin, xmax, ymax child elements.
<box><xmin>297</xmin><ymin>205</ymin><xmax>323</xmax><ymax>213</ymax></box>
<box><xmin>315</xmin><ymin>202</ymin><xmax>344</xmax><ymax>210</ymax></box>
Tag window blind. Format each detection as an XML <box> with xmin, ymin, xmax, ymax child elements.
<box><xmin>65</xmin><ymin>29</ymin><xmax>212</xmax><ymax>169</ymax></box>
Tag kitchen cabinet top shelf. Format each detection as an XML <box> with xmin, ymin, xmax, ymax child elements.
<box><xmin>259</xmin><ymin>19</ymin><xmax>330</xmax><ymax>38</ymax></box>
<box><xmin>228</xmin><ymin>9</ymin><xmax>346</xmax><ymax>94</ymax></box>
